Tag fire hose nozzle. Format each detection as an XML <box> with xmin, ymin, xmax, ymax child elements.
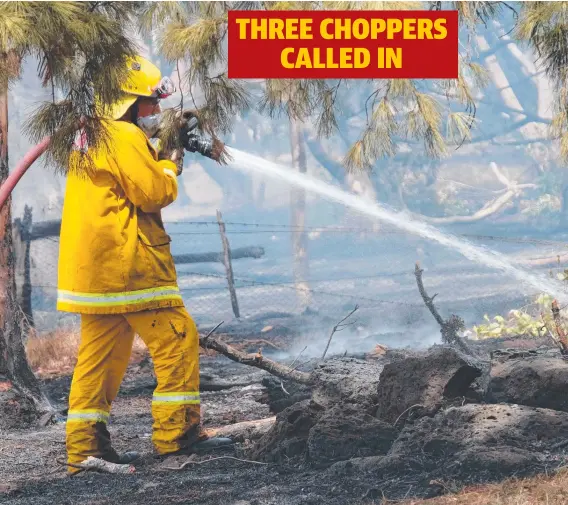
<box><xmin>138</xmin><ymin>109</ymin><xmax>226</xmax><ymax>163</ymax></box>
<box><xmin>179</xmin><ymin>112</ymin><xmax>226</xmax><ymax>163</ymax></box>
<box><xmin>182</xmin><ymin>133</ymin><xmax>220</xmax><ymax>161</ymax></box>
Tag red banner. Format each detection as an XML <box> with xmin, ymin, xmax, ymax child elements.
<box><xmin>228</xmin><ymin>10</ymin><xmax>458</xmax><ymax>79</ymax></box>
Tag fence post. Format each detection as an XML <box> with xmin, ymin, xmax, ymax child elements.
<box><xmin>216</xmin><ymin>210</ymin><xmax>240</xmax><ymax>319</ymax></box>
<box><xmin>12</xmin><ymin>205</ymin><xmax>34</xmax><ymax>328</ymax></box>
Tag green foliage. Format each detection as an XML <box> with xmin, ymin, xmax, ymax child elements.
<box><xmin>515</xmin><ymin>2</ymin><xmax>568</xmax><ymax>82</ymax></box>
<box><xmin>0</xmin><ymin>1</ymin><xmax>140</xmax><ymax>172</ymax></box>
<box><xmin>469</xmin><ymin>293</ymin><xmax>567</xmax><ymax>340</ymax></box>
<box><xmin>138</xmin><ymin>2</ymin><xmax>193</xmax><ymax>34</ymax></box>
<box><xmin>516</xmin><ymin>2</ymin><xmax>568</xmax><ymax>164</ymax></box>
<box><xmin>154</xmin><ymin>3</ymin><xmax>251</xmax><ymax>136</ymax></box>
<box><xmin>259</xmin><ymin>78</ymin><xmax>342</xmax><ymax>142</ymax></box>
<box><xmin>147</xmin><ymin>1</ymin><xmax>498</xmax><ymax>173</ymax></box>
<box><xmin>342</xmin><ymin>54</ymin><xmax>488</xmax><ymax>171</ymax></box>
<box><xmin>472</xmin><ymin>294</ymin><xmax>552</xmax><ymax>340</ymax></box>
<box><xmin>322</xmin><ymin>1</ymin><xmax>421</xmax><ymax>9</ymax></box>
<box><xmin>447</xmin><ymin>0</ymin><xmax>505</xmax><ymax>27</ymax></box>
<box><xmin>0</xmin><ymin>0</ymin><xmax>501</xmax><ymax>175</ymax></box>
<box><xmin>0</xmin><ymin>0</ymin><xmax>544</xmax><ymax>180</ymax></box>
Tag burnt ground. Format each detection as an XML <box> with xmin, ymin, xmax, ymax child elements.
<box><xmin>0</xmin><ymin>357</ymin><xmax>361</xmax><ymax>505</ymax></box>
<box><xmin>3</xmin><ymin>334</ymin><xmax>568</xmax><ymax>504</ymax></box>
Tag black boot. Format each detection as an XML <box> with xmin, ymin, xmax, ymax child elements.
<box><xmin>95</xmin><ymin>421</ymin><xmax>141</xmax><ymax>464</ymax></box>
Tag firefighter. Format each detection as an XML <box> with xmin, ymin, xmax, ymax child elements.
<box><xmin>58</xmin><ymin>55</ymin><xmax>213</xmax><ymax>473</ymax></box>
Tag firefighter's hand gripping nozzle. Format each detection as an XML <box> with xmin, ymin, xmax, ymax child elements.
<box><xmin>137</xmin><ymin>109</ymin><xmax>227</xmax><ymax>174</ymax></box>
<box><xmin>180</xmin><ymin>113</ymin><xmax>211</xmax><ymax>158</ymax></box>
<box><xmin>178</xmin><ymin>110</ymin><xmax>227</xmax><ymax>164</ymax></box>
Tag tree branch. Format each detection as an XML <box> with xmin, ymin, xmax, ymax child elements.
<box><xmin>414</xmin><ymin>263</ymin><xmax>470</xmax><ymax>354</ymax></box>
<box><xmin>489</xmin><ymin>161</ymin><xmax>512</xmax><ymax>187</ymax></box>
<box><xmin>321</xmin><ymin>305</ymin><xmax>359</xmax><ymax>363</ymax></box>
<box><xmin>420</xmin><ymin>188</ymin><xmax>518</xmax><ymax>224</ymax></box>
<box><xmin>158</xmin><ymin>455</ymin><xmax>270</xmax><ymax>471</ymax></box>
<box><xmin>199</xmin><ymin>324</ymin><xmax>313</xmax><ymax>384</ymax></box>
<box><xmin>204</xmin><ymin>417</ymin><xmax>276</xmax><ymax>442</ymax></box>
<box><xmin>411</xmin><ymin>161</ymin><xmax>538</xmax><ymax>225</ymax></box>
<box><xmin>414</xmin><ymin>263</ymin><xmax>445</xmax><ymax>327</ymax></box>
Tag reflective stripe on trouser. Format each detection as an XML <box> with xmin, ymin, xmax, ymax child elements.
<box><xmin>57</xmin><ymin>285</ymin><xmax>183</xmax><ymax>313</ymax></box>
<box><xmin>67</xmin><ymin>409</ymin><xmax>110</xmax><ymax>423</ymax></box>
<box><xmin>66</xmin><ymin>306</ymin><xmax>200</xmax><ymax>471</ymax></box>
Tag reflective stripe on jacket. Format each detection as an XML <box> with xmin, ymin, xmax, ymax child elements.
<box><xmin>57</xmin><ymin>120</ymin><xmax>183</xmax><ymax>314</ymax></box>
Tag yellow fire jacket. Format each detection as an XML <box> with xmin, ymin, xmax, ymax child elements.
<box><xmin>57</xmin><ymin>120</ymin><xmax>184</xmax><ymax>314</ymax></box>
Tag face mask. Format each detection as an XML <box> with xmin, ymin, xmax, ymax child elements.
<box><xmin>136</xmin><ymin>109</ymin><xmax>198</xmax><ymax>139</ymax></box>
<box><xmin>136</xmin><ymin>113</ymin><xmax>163</xmax><ymax>138</ymax></box>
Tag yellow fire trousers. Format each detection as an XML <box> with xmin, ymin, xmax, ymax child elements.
<box><xmin>66</xmin><ymin>306</ymin><xmax>200</xmax><ymax>470</ymax></box>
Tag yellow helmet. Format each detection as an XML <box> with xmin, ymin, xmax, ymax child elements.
<box><xmin>105</xmin><ymin>55</ymin><xmax>175</xmax><ymax>120</ymax></box>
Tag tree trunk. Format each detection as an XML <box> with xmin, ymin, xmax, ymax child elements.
<box><xmin>0</xmin><ymin>72</ymin><xmax>50</xmax><ymax>414</ymax></box>
<box><xmin>12</xmin><ymin>206</ymin><xmax>34</xmax><ymax>328</ymax></box>
<box><xmin>289</xmin><ymin>117</ymin><xmax>312</xmax><ymax>312</ymax></box>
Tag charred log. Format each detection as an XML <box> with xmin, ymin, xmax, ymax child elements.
<box><xmin>199</xmin><ymin>332</ymin><xmax>313</xmax><ymax>385</ymax></box>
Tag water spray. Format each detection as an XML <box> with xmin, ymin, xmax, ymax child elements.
<box><xmin>3</xmin><ymin>133</ymin><xmax>568</xmax><ymax>306</ymax></box>
<box><xmin>225</xmin><ymin>146</ymin><xmax>568</xmax><ymax>304</ymax></box>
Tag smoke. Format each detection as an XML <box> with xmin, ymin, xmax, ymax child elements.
<box><xmin>263</xmin><ymin>308</ymin><xmax>443</xmax><ymax>364</ymax></box>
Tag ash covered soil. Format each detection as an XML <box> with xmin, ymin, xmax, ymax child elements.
<box><xmin>3</xmin><ymin>335</ymin><xmax>568</xmax><ymax>504</ymax></box>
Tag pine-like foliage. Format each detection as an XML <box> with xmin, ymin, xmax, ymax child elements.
<box><xmin>515</xmin><ymin>2</ymin><xmax>568</xmax><ymax>162</ymax></box>
<box><xmin>0</xmin><ymin>1</ymin><xmax>140</xmax><ymax>173</ymax></box>
<box><xmin>142</xmin><ymin>1</ymin><xmax>252</xmax><ymax>138</ymax></box>
<box><xmin>146</xmin><ymin>1</ymin><xmax>497</xmax><ymax>172</ymax></box>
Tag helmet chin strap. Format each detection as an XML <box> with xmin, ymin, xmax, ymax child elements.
<box><xmin>118</xmin><ymin>99</ymin><xmax>140</xmax><ymax>124</ymax></box>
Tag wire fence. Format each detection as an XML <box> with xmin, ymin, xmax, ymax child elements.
<box><xmin>17</xmin><ymin>209</ymin><xmax>568</xmax><ymax>338</ymax></box>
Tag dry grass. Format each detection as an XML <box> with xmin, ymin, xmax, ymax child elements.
<box><xmin>26</xmin><ymin>327</ymin><xmax>223</xmax><ymax>378</ymax></box>
<box><xmin>26</xmin><ymin>329</ymin><xmax>149</xmax><ymax>378</ymax></box>
<box><xmin>399</xmin><ymin>468</ymin><xmax>568</xmax><ymax>505</ymax></box>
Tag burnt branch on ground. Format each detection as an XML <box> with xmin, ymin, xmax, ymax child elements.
<box><xmin>158</xmin><ymin>454</ymin><xmax>270</xmax><ymax>471</ymax></box>
<box><xmin>199</xmin><ymin>323</ymin><xmax>313</xmax><ymax>384</ymax></box>
<box><xmin>205</xmin><ymin>417</ymin><xmax>276</xmax><ymax>442</ymax></box>
<box><xmin>414</xmin><ymin>263</ymin><xmax>471</xmax><ymax>354</ymax></box>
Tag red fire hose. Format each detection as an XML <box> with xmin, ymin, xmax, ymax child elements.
<box><xmin>0</xmin><ymin>136</ymin><xmax>51</xmax><ymax>210</ymax></box>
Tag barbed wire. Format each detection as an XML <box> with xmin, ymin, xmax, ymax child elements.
<box><xmin>181</xmin><ymin>271</ymin><xmax>416</xmax><ymax>285</ymax></box>
<box><xmin>23</xmin><ymin>217</ymin><xmax>568</xmax><ymax>331</ymax></box>
<box><xmin>31</xmin><ymin>271</ymin><xmax>424</xmax><ymax>308</ymax></box>
<box><xmin>460</xmin><ymin>234</ymin><xmax>568</xmax><ymax>247</ymax></box>
<box><xmin>28</xmin><ymin>218</ymin><xmax>568</xmax><ymax>247</ymax></box>
<box><xmin>179</xmin><ymin>270</ymin><xmax>422</xmax><ymax>306</ymax></box>
<box><xmin>169</xmin><ymin>230</ymin><xmax>377</xmax><ymax>235</ymax></box>
<box><xmin>161</xmin><ymin>220</ymin><xmax>568</xmax><ymax>247</ymax></box>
